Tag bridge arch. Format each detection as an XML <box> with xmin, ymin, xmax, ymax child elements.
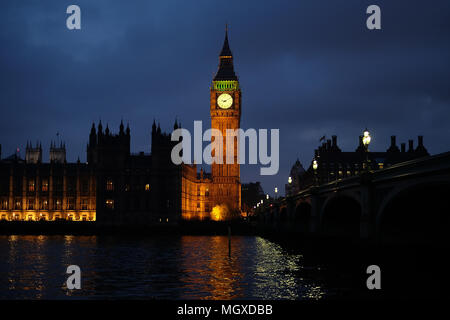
<box><xmin>279</xmin><ymin>206</ymin><xmax>288</xmax><ymax>223</ymax></box>
<box><xmin>320</xmin><ymin>193</ymin><xmax>362</xmax><ymax>238</ymax></box>
<box><xmin>295</xmin><ymin>201</ymin><xmax>312</xmax><ymax>232</ymax></box>
<box><xmin>376</xmin><ymin>180</ymin><xmax>450</xmax><ymax>244</ymax></box>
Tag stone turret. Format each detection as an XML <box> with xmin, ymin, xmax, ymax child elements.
<box><xmin>26</xmin><ymin>141</ymin><xmax>42</xmax><ymax>164</ymax></box>
<box><xmin>50</xmin><ymin>141</ymin><xmax>66</xmax><ymax>163</ymax></box>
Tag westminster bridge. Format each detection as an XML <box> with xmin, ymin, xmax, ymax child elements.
<box><xmin>257</xmin><ymin>151</ymin><xmax>450</xmax><ymax>244</ymax></box>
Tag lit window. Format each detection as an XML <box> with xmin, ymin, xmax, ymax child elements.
<box><xmin>145</xmin><ymin>184</ymin><xmax>150</xmax><ymax>191</ymax></box>
<box><xmin>42</xmin><ymin>180</ymin><xmax>48</xmax><ymax>192</ymax></box>
<box><xmin>27</xmin><ymin>199</ymin><xmax>34</xmax><ymax>210</ymax></box>
<box><xmin>28</xmin><ymin>180</ymin><xmax>35</xmax><ymax>192</ymax></box>
<box><xmin>40</xmin><ymin>200</ymin><xmax>48</xmax><ymax>210</ymax></box>
<box><xmin>106</xmin><ymin>199</ymin><xmax>114</xmax><ymax>209</ymax></box>
<box><xmin>67</xmin><ymin>198</ymin><xmax>75</xmax><ymax>210</ymax></box>
<box><xmin>106</xmin><ymin>180</ymin><xmax>114</xmax><ymax>191</ymax></box>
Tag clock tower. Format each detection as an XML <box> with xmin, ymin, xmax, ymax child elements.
<box><xmin>210</xmin><ymin>27</ymin><xmax>241</xmax><ymax>214</ymax></box>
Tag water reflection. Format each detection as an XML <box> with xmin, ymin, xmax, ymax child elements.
<box><xmin>61</xmin><ymin>235</ymin><xmax>98</xmax><ymax>297</ymax></box>
<box><xmin>180</xmin><ymin>236</ymin><xmax>244</xmax><ymax>299</ymax></box>
<box><xmin>6</xmin><ymin>235</ymin><xmax>48</xmax><ymax>299</ymax></box>
<box><xmin>251</xmin><ymin>237</ymin><xmax>326</xmax><ymax>300</ymax></box>
<box><xmin>0</xmin><ymin>235</ymin><xmax>328</xmax><ymax>299</ymax></box>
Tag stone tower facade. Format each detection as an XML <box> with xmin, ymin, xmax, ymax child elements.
<box><xmin>209</xmin><ymin>27</ymin><xmax>241</xmax><ymax>214</ymax></box>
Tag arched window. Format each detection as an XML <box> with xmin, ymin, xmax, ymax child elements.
<box><xmin>106</xmin><ymin>179</ymin><xmax>114</xmax><ymax>191</ymax></box>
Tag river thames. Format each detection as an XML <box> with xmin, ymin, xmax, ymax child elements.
<box><xmin>0</xmin><ymin>235</ymin><xmax>369</xmax><ymax>300</ymax></box>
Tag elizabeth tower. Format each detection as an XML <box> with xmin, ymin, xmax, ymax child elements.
<box><xmin>210</xmin><ymin>28</ymin><xmax>241</xmax><ymax>213</ymax></box>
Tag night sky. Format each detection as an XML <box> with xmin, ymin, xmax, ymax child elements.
<box><xmin>1</xmin><ymin>0</ymin><xmax>449</xmax><ymax>196</ymax></box>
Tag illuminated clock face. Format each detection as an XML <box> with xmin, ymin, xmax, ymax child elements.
<box><xmin>217</xmin><ymin>93</ymin><xmax>233</xmax><ymax>109</ymax></box>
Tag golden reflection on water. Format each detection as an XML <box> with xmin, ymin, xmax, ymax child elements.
<box><xmin>180</xmin><ymin>236</ymin><xmax>244</xmax><ymax>299</ymax></box>
<box><xmin>180</xmin><ymin>236</ymin><xmax>326</xmax><ymax>300</ymax></box>
<box><xmin>7</xmin><ymin>235</ymin><xmax>48</xmax><ymax>299</ymax></box>
<box><xmin>206</xmin><ymin>236</ymin><xmax>244</xmax><ymax>299</ymax></box>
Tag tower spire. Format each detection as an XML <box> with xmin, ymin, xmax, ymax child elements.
<box><xmin>219</xmin><ymin>24</ymin><xmax>232</xmax><ymax>57</ymax></box>
<box><xmin>214</xmin><ymin>25</ymin><xmax>237</xmax><ymax>81</ymax></box>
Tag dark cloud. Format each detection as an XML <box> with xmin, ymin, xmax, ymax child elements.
<box><xmin>1</xmin><ymin>0</ymin><xmax>449</xmax><ymax>195</ymax></box>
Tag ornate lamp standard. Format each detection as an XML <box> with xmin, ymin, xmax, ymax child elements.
<box><xmin>312</xmin><ymin>159</ymin><xmax>318</xmax><ymax>185</ymax></box>
<box><xmin>286</xmin><ymin>176</ymin><xmax>293</xmax><ymax>196</ymax></box>
<box><xmin>362</xmin><ymin>128</ymin><xmax>372</xmax><ymax>171</ymax></box>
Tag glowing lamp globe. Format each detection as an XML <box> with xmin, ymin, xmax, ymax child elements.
<box><xmin>312</xmin><ymin>160</ymin><xmax>318</xmax><ymax>171</ymax></box>
<box><xmin>363</xmin><ymin>129</ymin><xmax>371</xmax><ymax>147</ymax></box>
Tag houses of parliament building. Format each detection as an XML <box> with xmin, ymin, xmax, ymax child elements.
<box><xmin>0</xmin><ymin>29</ymin><xmax>242</xmax><ymax>225</ymax></box>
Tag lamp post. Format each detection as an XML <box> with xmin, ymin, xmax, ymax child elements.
<box><xmin>274</xmin><ymin>187</ymin><xmax>278</xmax><ymax>200</ymax></box>
<box><xmin>312</xmin><ymin>158</ymin><xmax>318</xmax><ymax>186</ymax></box>
<box><xmin>362</xmin><ymin>128</ymin><xmax>371</xmax><ymax>171</ymax></box>
<box><xmin>286</xmin><ymin>176</ymin><xmax>293</xmax><ymax>196</ymax></box>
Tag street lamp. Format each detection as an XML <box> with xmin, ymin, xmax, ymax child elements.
<box><xmin>363</xmin><ymin>128</ymin><xmax>371</xmax><ymax>150</ymax></box>
<box><xmin>274</xmin><ymin>187</ymin><xmax>278</xmax><ymax>200</ymax></box>
<box><xmin>288</xmin><ymin>176</ymin><xmax>292</xmax><ymax>184</ymax></box>
<box><xmin>362</xmin><ymin>128</ymin><xmax>371</xmax><ymax>170</ymax></box>
<box><xmin>266</xmin><ymin>194</ymin><xmax>269</xmax><ymax>200</ymax></box>
<box><xmin>312</xmin><ymin>158</ymin><xmax>318</xmax><ymax>185</ymax></box>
